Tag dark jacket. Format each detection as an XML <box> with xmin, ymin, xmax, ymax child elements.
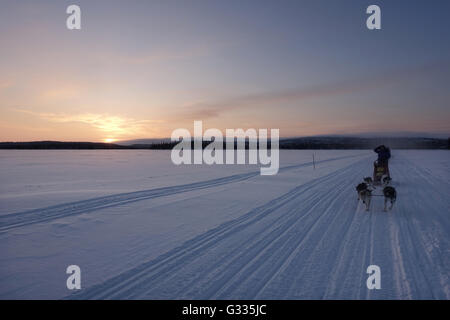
<box><xmin>374</xmin><ymin>145</ymin><xmax>391</xmax><ymax>162</ymax></box>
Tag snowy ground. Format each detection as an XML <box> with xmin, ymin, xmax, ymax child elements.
<box><xmin>0</xmin><ymin>150</ymin><xmax>448</xmax><ymax>299</ymax></box>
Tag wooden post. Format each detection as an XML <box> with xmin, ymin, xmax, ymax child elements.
<box><xmin>313</xmin><ymin>153</ymin><xmax>316</xmax><ymax>170</ymax></box>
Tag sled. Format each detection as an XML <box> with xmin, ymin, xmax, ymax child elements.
<box><xmin>373</xmin><ymin>161</ymin><xmax>390</xmax><ymax>185</ymax></box>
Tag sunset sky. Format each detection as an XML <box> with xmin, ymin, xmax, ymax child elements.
<box><xmin>1</xmin><ymin>0</ymin><xmax>449</xmax><ymax>142</ymax></box>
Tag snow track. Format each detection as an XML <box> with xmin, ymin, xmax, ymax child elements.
<box><xmin>67</xmin><ymin>153</ymin><xmax>449</xmax><ymax>299</ymax></box>
<box><xmin>0</xmin><ymin>154</ymin><xmax>359</xmax><ymax>232</ymax></box>
<box><xmin>1</xmin><ymin>151</ymin><xmax>448</xmax><ymax>299</ymax></box>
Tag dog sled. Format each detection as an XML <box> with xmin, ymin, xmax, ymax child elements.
<box><xmin>373</xmin><ymin>160</ymin><xmax>390</xmax><ymax>185</ymax></box>
<box><xmin>355</xmin><ymin>145</ymin><xmax>397</xmax><ymax>212</ymax></box>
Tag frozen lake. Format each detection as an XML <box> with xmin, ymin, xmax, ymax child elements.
<box><xmin>0</xmin><ymin>150</ymin><xmax>449</xmax><ymax>299</ymax></box>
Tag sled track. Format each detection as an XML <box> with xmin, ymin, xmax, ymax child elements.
<box><xmin>67</xmin><ymin>153</ymin><xmax>450</xmax><ymax>299</ymax></box>
<box><xmin>385</xmin><ymin>157</ymin><xmax>450</xmax><ymax>299</ymax></box>
<box><xmin>0</xmin><ymin>154</ymin><xmax>364</xmax><ymax>232</ymax></box>
<box><xmin>68</xmin><ymin>158</ymin><xmax>369</xmax><ymax>299</ymax></box>
<box><xmin>2</xmin><ymin>151</ymin><xmax>448</xmax><ymax>299</ymax></box>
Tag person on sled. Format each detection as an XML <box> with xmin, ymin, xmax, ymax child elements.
<box><xmin>373</xmin><ymin>145</ymin><xmax>391</xmax><ymax>183</ymax></box>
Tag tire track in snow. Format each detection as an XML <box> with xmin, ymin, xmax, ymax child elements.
<box><xmin>265</xmin><ymin>168</ymin><xmax>370</xmax><ymax>299</ymax></box>
<box><xmin>236</xmin><ymin>177</ymin><xmax>354</xmax><ymax>300</ymax></box>
<box><xmin>320</xmin><ymin>153</ymin><xmax>449</xmax><ymax>300</ymax></box>
<box><xmin>387</xmin><ymin>211</ymin><xmax>413</xmax><ymax>299</ymax></box>
<box><xmin>0</xmin><ymin>154</ymin><xmax>364</xmax><ymax>232</ymax></box>
<box><xmin>65</xmin><ymin>152</ymin><xmax>449</xmax><ymax>299</ymax></box>
<box><xmin>67</xmin><ymin>157</ymin><xmax>370</xmax><ymax>299</ymax></box>
<box><xmin>322</xmin><ymin>198</ymin><xmax>370</xmax><ymax>299</ymax></box>
<box><xmin>388</xmin><ymin>155</ymin><xmax>450</xmax><ymax>298</ymax></box>
<box><xmin>177</xmin><ymin>169</ymin><xmax>353</xmax><ymax>300</ymax></box>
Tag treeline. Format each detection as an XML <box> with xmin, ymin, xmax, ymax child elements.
<box><xmin>0</xmin><ymin>137</ymin><xmax>448</xmax><ymax>150</ymax></box>
<box><xmin>0</xmin><ymin>141</ymin><xmax>130</xmax><ymax>149</ymax></box>
<box><xmin>279</xmin><ymin>137</ymin><xmax>450</xmax><ymax>150</ymax></box>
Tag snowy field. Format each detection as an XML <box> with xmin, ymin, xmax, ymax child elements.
<box><xmin>0</xmin><ymin>150</ymin><xmax>449</xmax><ymax>299</ymax></box>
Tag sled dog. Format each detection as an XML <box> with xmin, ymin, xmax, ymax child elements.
<box><xmin>382</xmin><ymin>176</ymin><xmax>392</xmax><ymax>186</ymax></box>
<box><xmin>363</xmin><ymin>177</ymin><xmax>373</xmax><ymax>186</ymax></box>
<box><xmin>356</xmin><ymin>182</ymin><xmax>372</xmax><ymax>211</ymax></box>
<box><xmin>382</xmin><ymin>186</ymin><xmax>397</xmax><ymax>211</ymax></box>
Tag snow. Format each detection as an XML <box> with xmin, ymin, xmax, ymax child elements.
<box><xmin>0</xmin><ymin>150</ymin><xmax>448</xmax><ymax>299</ymax></box>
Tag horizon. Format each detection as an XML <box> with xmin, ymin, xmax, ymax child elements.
<box><xmin>1</xmin><ymin>0</ymin><xmax>450</xmax><ymax>142</ymax></box>
<box><xmin>1</xmin><ymin>132</ymin><xmax>449</xmax><ymax>144</ymax></box>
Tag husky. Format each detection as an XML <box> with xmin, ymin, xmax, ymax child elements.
<box><xmin>383</xmin><ymin>186</ymin><xmax>397</xmax><ymax>211</ymax></box>
<box><xmin>382</xmin><ymin>176</ymin><xmax>392</xmax><ymax>186</ymax></box>
<box><xmin>356</xmin><ymin>182</ymin><xmax>372</xmax><ymax>211</ymax></box>
<box><xmin>363</xmin><ymin>177</ymin><xmax>373</xmax><ymax>186</ymax></box>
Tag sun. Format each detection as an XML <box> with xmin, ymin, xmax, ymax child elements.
<box><xmin>103</xmin><ymin>138</ymin><xmax>116</xmax><ymax>143</ymax></box>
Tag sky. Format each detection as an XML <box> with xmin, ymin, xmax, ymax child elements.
<box><xmin>0</xmin><ymin>0</ymin><xmax>449</xmax><ymax>142</ymax></box>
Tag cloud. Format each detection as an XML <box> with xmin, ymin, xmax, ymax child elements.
<box><xmin>14</xmin><ymin>109</ymin><xmax>164</xmax><ymax>138</ymax></box>
<box><xmin>181</xmin><ymin>61</ymin><xmax>450</xmax><ymax>120</ymax></box>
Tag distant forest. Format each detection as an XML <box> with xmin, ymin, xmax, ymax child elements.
<box><xmin>0</xmin><ymin>137</ymin><xmax>448</xmax><ymax>150</ymax></box>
